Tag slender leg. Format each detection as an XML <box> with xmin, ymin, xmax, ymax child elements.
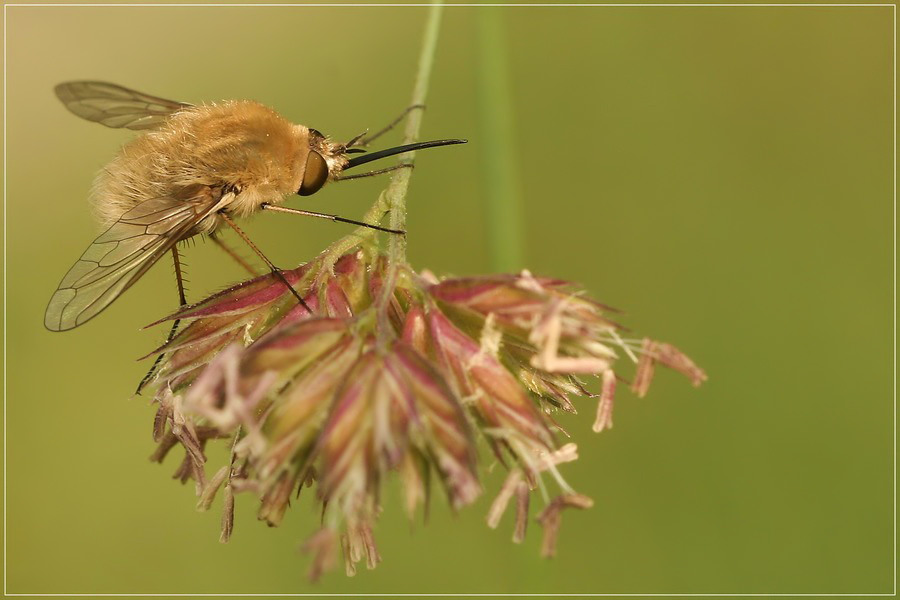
<box><xmin>334</xmin><ymin>164</ymin><xmax>413</xmax><ymax>182</ymax></box>
<box><xmin>219</xmin><ymin>212</ymin><xmax>312</xmax><ymax>312</ymax></box>
<box><xmin>209</xmin><ymin>230</ymin><xmax>259</xmax><ymax>276</ymax></box>
<box><xmin>346</xmin><ymin>104</ymin><xmax>426</xmax><ymax>148</ymax></box>
<box><xmin>136</xmin><ymin>247</ymin><xmax>187</xmax><ymax>395</ymax></box>
<box><xmin>171</xmin><ymin>246</ymin><xmax>188</xmax><ymax>305</ymax></box>
<box><xmin>260</xmin><ymin>203</ymin><xmax>405</xmax><ymax>235</ymax></box>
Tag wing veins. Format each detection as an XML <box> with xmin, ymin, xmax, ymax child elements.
<box><xmin>55</xmin><ymin>81</ymin><xmax>191</xmax><ymax>131</ymax></box>
<box><xmin>45</xmin><ymin>190</ymin><xmax>220</xmax><ymax>331</ymax></box>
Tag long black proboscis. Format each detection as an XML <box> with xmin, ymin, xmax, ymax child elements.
<box><xmin>344</xmin><ymin>139</ymin><xmax>467</xmax><ymax>170</ymax></box>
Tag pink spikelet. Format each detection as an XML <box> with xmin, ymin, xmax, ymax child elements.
<box><xmin>141</xmin><ymin>244</ymin><xmax>706</xmax><ymax>578</ymax></box>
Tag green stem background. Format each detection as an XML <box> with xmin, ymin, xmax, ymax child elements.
<box><xmin>476</xmin><ymin>7</ymin><xmax>526</xmax><ymax>272</ymax></box>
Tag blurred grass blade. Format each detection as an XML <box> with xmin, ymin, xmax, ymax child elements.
<box><xmin>476</xmin><ymin>7</ymin><xmax>526</xmax><ymax>272</ymax></box>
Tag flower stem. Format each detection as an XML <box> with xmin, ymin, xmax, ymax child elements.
<box><xmin>313</xmin><ymin>3</ymin><xmax>444</xmax><ymax>339</ymax></box>
<box><xmin>316</xmin><ymin>191</ymin><xmax>389</xmax><ymax>274</ymax></box>
<box><xmin>376</xmin><ymin>2</ymin><xmax>445</xmax><ymax>340</ymax></box>
<box><xmin>384</xmin><ymin>2</ymin><xmax>445</xmax><ymax>251</ymax></box>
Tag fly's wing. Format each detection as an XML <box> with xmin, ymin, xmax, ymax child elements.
<box><xmin>45</xmin><ymin>189</ymin><xmax>222</xmax><ymax>331</ymax></box>
<box><xmin>55</xmin><ymin>81</ymin><xmax>192</xmax><ymax>131</ymax></box>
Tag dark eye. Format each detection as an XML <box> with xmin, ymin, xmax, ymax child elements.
<box><xmin>298</xmin><ymin>151</ymin><xmax>328</xmax><ymax>196</ymax></box>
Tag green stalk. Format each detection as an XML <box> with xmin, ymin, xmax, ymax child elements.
<box><xmin>317</xmin><ymin>190</ymin><xmax>389</xmax><ymax>273</ymax></box>
<box><xmin>476</xmin><ymin>8</ymin><xmax>525</xmax><ymax>272</ymax></box>
<box><xmin>318</xmin><ymin>2</ymin><xmax>442</xmax><ymax>278</ymax></box>
<box><xmin>383</xmin><ymin>1</ymin><xmax>444</xmax><ymax>262</ymax></box>
<box><xmin>376</xmin><ymin>2</ymin><xmax>444</xmax><ymax>339</ymax></box>
<box><xmin>314</xmin><ymin>2</ymin><xmax>443</xmax><ymax>342</ymax></box>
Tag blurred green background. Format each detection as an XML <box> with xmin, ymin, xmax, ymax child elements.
<box><xmin>4</xmin><ymin>3</ymin><xmax>893</xmax><ymax>595</ymax></box>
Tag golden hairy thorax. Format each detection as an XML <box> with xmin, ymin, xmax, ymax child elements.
<box><xmin>91</xmin><ymin>100</ymin><xmax>311</xmax><ymax>235</ymax></box>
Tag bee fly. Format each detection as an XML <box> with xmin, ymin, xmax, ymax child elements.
<box><xmin>44</xmin><ymin>81</ymin><xmax>465</xmax><ymax>332</ymax></box>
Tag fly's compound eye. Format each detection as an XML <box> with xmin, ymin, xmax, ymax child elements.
<box><xmin>299</xmin><ymin>151</ymin><xmax>328</xmax><ymax>196</ymax></box>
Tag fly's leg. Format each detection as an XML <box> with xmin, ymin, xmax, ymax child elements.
<box><xmin>260</xmin><ymin>203</ymin><xmax>405</xmax><ymax>235</ymax></box>
<box><xmin>344</xmin><ymin>104</ymin><xmax>426</xmax><ymax>148</ymax></box>
<box><xmin>209</xmin><ymin>230</ymin><xmax>259</xmax><ymax>276</ymax></box>
<box><xmin>136</xmin><ymin>247</ymin><xmax>187</xmax><ymax>395</ymax></box>
<box><xmin>333</xmin><ymin>164</ymin><xmax>413</xmax><ymax>183</ymax></box>
<box><xmin>219</xmin><ymin>212</ymin><xmax>313</xmax><ymax>313</ymax></box>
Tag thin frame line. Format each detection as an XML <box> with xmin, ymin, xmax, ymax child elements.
<box><xmin>2</xmin><ymin>2</ymin><xmax>895</xmax><ymax>598</ymax></box>
<box><xmin>2</xmin><ymin>595</ymin><xmax>899</xmax><ymax>598</ymax></box>
<box><xmin>892</xmin><ymin>3</ymin><xmax>897</xmax><ymax>597</ymax></box>
<box><xmin>1</xmin><ymin>3</ymin><xmax>899</xmax><ymax>6</ymax></box>
<box><xmin>4</xmin><ymin>2</ymin><xmax>9</xmax><ymax>598</ymax></box>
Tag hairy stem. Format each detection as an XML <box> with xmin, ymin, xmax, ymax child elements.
<box><xmin>317</xmin><ymin>191</ymin><xmax>390</xmax><ymax>274</ymax></box>
<box><xmin>384</xmin><ymin>2</ymin><xmax>443</xmax><ymax>248</ymax></box>
<box><xmin>314</xmin><ymin>3</ymin><xmax>443</xmax><ymax>339</ymax></box>
<box><xmin>376</xmin><ymin>2</ymin><xmax>444</xmax><ymax>339</ymax></box>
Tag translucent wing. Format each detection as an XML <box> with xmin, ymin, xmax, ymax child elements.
<box><xmin>55</xmin><ymin>81</ymin><xmax>192</xmax><ymax>131</ymax></box>
<box><xmin>45</xmin><ymin>190</ymin><xmax>222</xmax><ymax>331</ymax></box>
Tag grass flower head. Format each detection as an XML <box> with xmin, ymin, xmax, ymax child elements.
<box><xmin>143</xmin><ymin>237</ymin><xmax>705</xmax><ymax>578</ymax></box>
